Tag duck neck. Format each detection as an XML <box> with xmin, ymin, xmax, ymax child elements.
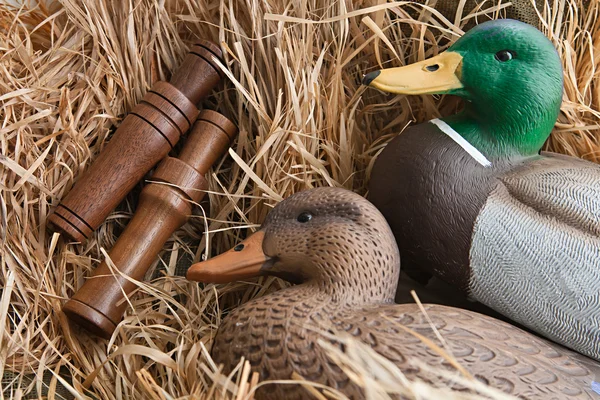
<box><xmin>308</xmin><ymin>256</ymin><xmax>399</xmax><ymax>307</ymax></box>
<box><xmin>441</xmin><ymin>94</ymin><xmax>560</xmax><ymax>160</ymax></box>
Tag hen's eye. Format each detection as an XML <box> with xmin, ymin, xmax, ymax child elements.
<box><xmin>495</xmin><ymin>50</ymin><xmax>515</xmax><ymax>62</ymax></box>
<box><xmin>297</xmin><ymin>212</ymin><xmax>313</xmax><ymax>223</ymax></box>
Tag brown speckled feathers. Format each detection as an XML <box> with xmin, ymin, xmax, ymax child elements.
<box><xmin>214</xmin><ymin>300</ymin><xmax>598</xmax><ymax>399</ymax></box>
<box><xmin>206</xmin><ymin>188</ymin><xmax>598</xmax><ymax>399</ymax></box>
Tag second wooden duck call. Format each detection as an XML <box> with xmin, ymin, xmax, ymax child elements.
<box><xmin>48</xmin><ymin>41</ymin><xmax>224</xmax><ymax>242</ymax></box>
<box><xmin>62</xmin><ymin>110</ymin><xmax>237</xmax><ymax>339</ymax></box>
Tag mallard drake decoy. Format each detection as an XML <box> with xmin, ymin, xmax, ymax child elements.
<box><xmin>363</xmin><ymin>19</ymin><xmax>600</xmax><ymax>361</ymax></box>
<box><xmin>186</xmin><ymin>187</ymin><xmax>599</xmax><ymax>400</ymax></box>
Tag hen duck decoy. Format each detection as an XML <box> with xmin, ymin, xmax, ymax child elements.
<box><xmin>186</xmin><ymin>188</ymin><xmax>599</xmax><ymax>400</ymax></box>
<box><xmin>363</xmin><ymin>19</ymin><xmax>600</xmax><ymax>362</ymax></box>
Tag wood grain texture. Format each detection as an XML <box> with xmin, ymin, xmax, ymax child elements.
<box><xmin>169</xmin><ymin>41</ymin><xmax>224</xmax><ymax>105</ymax></box>
<box><xmin>48</xmin><ymin>41</ymin><xmax>223</xmax><ymax>242</ymax></box>
<box><xmin>180</xmin><ymin>110</ymin><xmax>238</xmax><ymax>174</ymax></box>
<box><xmin>63</xmin><ymin>113</ymin><xmax>238</xmax><ymax>338</ymax></box>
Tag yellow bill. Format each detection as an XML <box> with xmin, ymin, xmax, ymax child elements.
<box><xmin>363</xmin><ymin>51</ymin><xmax>463</xmax><ymax>94</ymax></box>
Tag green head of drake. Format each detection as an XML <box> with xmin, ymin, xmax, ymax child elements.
<box><xmin>363</xmin><ymin>19</ymin><xmax>563</xmax><ymax>159</ymax></box>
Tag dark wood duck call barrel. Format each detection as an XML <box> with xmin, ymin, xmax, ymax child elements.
<box><xmin>62</xmin><ymin>111</ymin><xmax>237</xmax><ymax>338</ymax></box>
<box><xmin>48</xmin><ymin>41</ymin><xmax>224</xmax><ymax>243</ymax></box>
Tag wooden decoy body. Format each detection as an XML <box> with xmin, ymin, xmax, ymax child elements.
<box><xmin>364</xmin><ymin>19</ymin><xmax>600</xmax><ymax>362</ymax></box>
<box><xmin>186</xmin><ymin>188</ymin><xmax>599</xmax><ymax>400</ymax></box>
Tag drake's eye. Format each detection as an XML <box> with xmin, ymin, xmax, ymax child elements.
<box><xmin>297</xmin><ymin>212</ymin><xmax>313</xmax><ymax>223</ymax></box>
<box><xmin>495</xmin><ymin>50</ymin><xmax>515</xmax><ymax>62</ymax></box>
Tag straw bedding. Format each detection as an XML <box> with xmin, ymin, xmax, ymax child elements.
<box><xmin>0</xmin><ymin>0</ymin><xmax>598</xmax><ymax>398</ymax></box>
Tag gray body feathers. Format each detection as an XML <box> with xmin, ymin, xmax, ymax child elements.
<box><xmin>470</xmin><ymin>154</ymin><xmax>600</xmax><ymax>360</ymax></box>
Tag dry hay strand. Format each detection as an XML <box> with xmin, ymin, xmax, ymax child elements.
<box><xmin>0</xmin><ymin>0</ymin><xmax>598</xmax><ymax>399</ymax></box>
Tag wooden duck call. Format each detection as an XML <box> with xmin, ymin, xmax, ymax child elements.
<box><xmin>62</xmin><ymin>110</ymin><xmax>237</xmax><ymax>339</ymax></box>
<box><xmin>48</xmin><ymin>41</ymin><xmax>224</xmax><ymax>242</ymax></box>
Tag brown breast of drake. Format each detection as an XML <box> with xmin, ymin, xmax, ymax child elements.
<box><xmin>367</xmin><ymin>122</ymin><xmax>518</xmax><ymax>292</ymax></box>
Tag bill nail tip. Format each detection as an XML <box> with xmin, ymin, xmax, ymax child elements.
<box><xmin>362</xmin><ymin>70</ymin><xmax>381</xmax><ymax>86</ymax></box>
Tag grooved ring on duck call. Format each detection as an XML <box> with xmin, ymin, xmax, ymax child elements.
<box><xmin>62</xmin><ymin>110</ymin><xmax>238</xmax><ymax>339</ymax></box>
<box><xmin>48</xmin><ymin>41</ymin><xmax>225</xmax><ymax>243</ymax></box>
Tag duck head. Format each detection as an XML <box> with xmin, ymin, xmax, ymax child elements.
<box><xmin>187</xmin><ymin>188</ymin><xmax>400</xmax><ymax>303</ymax></box>
<box><xmin>363</xmin><ymin>19</ymin><xmax>564</xmax><ymax>159</ymax></box>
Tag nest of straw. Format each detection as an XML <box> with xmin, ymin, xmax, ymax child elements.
<box><xmin>1</xmin><ymin>0</ymin><xmax>598</xmax><ymax>399</ymax></box>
